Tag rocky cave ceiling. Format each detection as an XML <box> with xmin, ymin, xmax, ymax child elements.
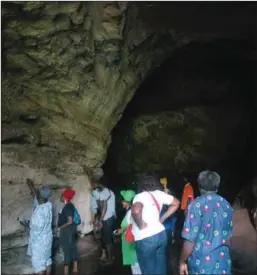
<box><xmin>1</xmin><ymin>1</ymin><xmax>256</xmax><ymax>171</ymax></box>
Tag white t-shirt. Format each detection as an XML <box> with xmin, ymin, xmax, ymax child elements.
<box><xmin>131</xmin><ymin>190</ymin><xmax>174</xmax><ymax>241</ymax></box>
<box><xmin>91</xmin><ymin>192</ymin><xmax>98</xmax><ymax>214</ymax></box>
<box><xmin>93</xmin><ymin>188</ymin><xmax>116</xmax><ymax>221</ymax></box>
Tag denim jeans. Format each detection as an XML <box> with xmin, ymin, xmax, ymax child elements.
<box><xmin>166</xmin><ymin>229</ymin><xmax>174</xmax><ymax>274</ymax></box>
<box><xmin>136</xmin><ymin>230</ymin><xmax>167</xmax><ymax>275</ymax></box>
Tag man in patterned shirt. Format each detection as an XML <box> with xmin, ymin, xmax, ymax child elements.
<box><xmin>179</xmin><ymin>170</ymin><xmax>233</xmax><ymax>275</ymax></box>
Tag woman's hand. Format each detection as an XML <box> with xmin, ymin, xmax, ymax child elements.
<box><xmin>179</xmin><ymin>262</ymin><xmax>188</xmax><ymax>275</ymax></box>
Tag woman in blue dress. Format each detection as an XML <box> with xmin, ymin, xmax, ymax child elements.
<box><xmin>27</xmin><ymin>185</ymin><xmax>53</xmax><ymax>275</ymax></box>
<box><xmin>180</xmin><ymin>171</ymin><xmax>233</xmax><ymax>275</ymax></box>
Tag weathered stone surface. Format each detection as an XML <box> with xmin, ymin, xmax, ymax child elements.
<box><xmin>2</xmin><ymin>1</ymin><xmax>252</xmax><ymax>168</ymax></box>
<box><xmin>1</xmin><ymin>144</ymin><xmax>94</xmax><ymax>247</ymax></box>
<box><xmin>114</xmin><ymin>104</ymin><xmax>250</xmax><ymax>178</ymax></box>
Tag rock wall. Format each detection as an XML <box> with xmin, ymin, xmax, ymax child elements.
<box><xmin>111</xmin><ymin>103</ymin><xmax>252</xmax><ymax>199</ymax></box>
<box><xmin>2</xmin><ymin>2</ymin><xmax>252</xmax><ymax>167</ymax></box>
<box><xmin>1</xmin><ymin>144</ymin><xmax>93</xmax><ymax>249</ymax></box>
<box><xmin>1</xmin><ymin>1</ymin><xmax>183</xmax><ymax>168</ymax></box>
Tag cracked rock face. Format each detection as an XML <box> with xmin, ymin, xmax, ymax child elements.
<box><xmin>1</xmin><ymin>2</ymin><xmax>182</xmax><ymax>166</ymax></box>
<box><xmin>1</xmin><ymin>1</ymin><xmax>255</xmax><ymax>253</ymax></box>
<box><xmin>2</xmin><ymin>2</ymin><xmax>252</xmax><ymax>165</ymax></box>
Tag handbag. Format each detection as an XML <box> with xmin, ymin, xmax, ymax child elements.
<box><xmin>125</xmin><ymin>192</ymin><xmax>160</xmax><ymax>243</ymax></box>
<box><xmin>125</xmin><ymin>223</ymin><xmax>135</xmax><ymax>243</ymax></box>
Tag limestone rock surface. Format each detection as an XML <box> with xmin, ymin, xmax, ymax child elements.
<box><xmin>112</xmin><ymin>103</ymin><xmax>251</xmax><ymax>198</ymax></box>
<box><xmin>1</xmin><ymin>144</ymin><xmax>93</xmax><ymax>248</ymax></box>
<box><xmin>2</xmin><ymin>1</ymin><xmax>252</xmax><ymax>167</ymax></box>
<box><xmin>105</xmin><ymin>36</ymin><xmax>254</xmax><ymax>198</ymax></box>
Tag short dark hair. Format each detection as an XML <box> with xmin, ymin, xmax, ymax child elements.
<box><xmin>197</xmin><ymin>170</ymin><xmax>220</xmax><ymax>192</ymax></box>
<box><xmin>137</xmin><ymin>173</ymin><xmax>163</xmax><ymax>193</ymax></box>
<box><xmin>92</xmin><ymin>174</ymin><xmax>102</xmax><ymax>183</ymax></box>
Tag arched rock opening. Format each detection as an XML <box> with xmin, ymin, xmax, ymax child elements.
<box><xmin>104</xmin><ymin>39</ymin><xmax>256</xmax><ymax>203</ymax></box>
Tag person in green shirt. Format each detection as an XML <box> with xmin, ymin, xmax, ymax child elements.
<box><xmin>114</xmin><ymin>190</ymin><xmax>141</xmax><ymax>275</ymax></box>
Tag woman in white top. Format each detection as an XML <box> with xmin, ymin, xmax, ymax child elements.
<box><xmin>131</xmin><ymin>173</ymin><xmax>180</xmax><ymax>275</ymax></box>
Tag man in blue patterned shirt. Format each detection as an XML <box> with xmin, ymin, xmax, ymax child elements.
<box><xmin>179</xmin><ymin>170</ymin><xmax>233</xmax><ymax>275</ymax></box>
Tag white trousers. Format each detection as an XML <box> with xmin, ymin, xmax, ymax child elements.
<box><xmin>131</xmin><ymin>262</ymin><xmax>142</xmax><ymax>275</ymax></box>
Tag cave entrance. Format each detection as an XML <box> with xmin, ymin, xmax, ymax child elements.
<box><xmin>103</xmin><ymin>39</ymin><xmax>255</xmax><ymax>204</ymax></box>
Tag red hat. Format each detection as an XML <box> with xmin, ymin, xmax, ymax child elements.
<box><xmin>62</xmin><ymin>189</ymin><xmax>76</xmax><ymax>201</ymax></box>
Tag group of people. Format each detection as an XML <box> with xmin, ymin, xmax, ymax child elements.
<box><xmin>23</xmin><ymin>169</ymin><xmax>256</xmax><ymax>275</ymax></box>
<box><xmin>25</xmin><ymin>180</ymin><xmax>79</xmax><ymax>275</ymax></box>
<box><xmin>91</xmin><ymin>170</ymin><xmax>234</xmax><ymax>275</ymax></box>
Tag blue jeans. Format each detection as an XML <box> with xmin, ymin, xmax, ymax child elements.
<box><xmin>136</xmin><ymin>230</ymin><xmax>167</xmax><ymax>275</ymax></box>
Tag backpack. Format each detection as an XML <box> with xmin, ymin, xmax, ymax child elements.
<box><xmin>74</xmin><ymin>207</ymin><xmax>81</xmax><ymax>225</ymax></box>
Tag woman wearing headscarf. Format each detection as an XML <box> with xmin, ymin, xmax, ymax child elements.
<box><xmin>114</xmin><ymin>190</ymin><xmax>141</xmax><ymax>275</ymax></box>
<box><xmin>58</xmin><ymin>189</ymin><xmax>78</xmax><ymax>275</ymax></box>
<box><xmin>180</xmin><ymin>171</ymin><xmax>233</xmax><ymax>275</ymax></box>
<box><xmin>27</xmin><ymin>185</ymin><xmax>53</xmax><ymax>275</ymax></box>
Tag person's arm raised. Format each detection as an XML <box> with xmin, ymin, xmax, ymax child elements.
<box><xmin>26</xmin><ymin>179</ymin><xmax>37</xmax><ymax>199</ymax></box>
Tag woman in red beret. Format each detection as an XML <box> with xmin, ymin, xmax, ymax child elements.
<box><xmin>58</xmin><ymin>189</ymin><xmax>78</xmax><ymax>275</ymax></box>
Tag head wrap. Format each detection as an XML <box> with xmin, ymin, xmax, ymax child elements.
<box><xmin>160</xmin><ymin>177</ymin><xmax>168</xmax><ymax>187</ymax></box>
<box><xmin>120</xmin><ymin>190</ymin><xmax>136</xmax><ymax>202</ymax></box>
<box><xmin>62</xmin><ymin>189</ymin><xmax>76</xmax><ymax>201</ymax></box>
<box><xmin>39</xmin><ymin>185</ymin><xmax>51</xmax><ymax>200</ymax></box>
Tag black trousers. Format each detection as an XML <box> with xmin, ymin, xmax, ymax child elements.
<box><xmin>101</xmin><ymin>216</ymin><xmax>116</xmax><ymax>248</ymax></box>
<box><xmin>60</xmin><ymin>225</ymin><xmax>78</xmax><ymax>265</ymax></box>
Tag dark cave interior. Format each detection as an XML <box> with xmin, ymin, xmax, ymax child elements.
<box><xmin>104</xmin><ymin>39</ymin><xmax>256</xmax><ymax>204</ymax></box>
